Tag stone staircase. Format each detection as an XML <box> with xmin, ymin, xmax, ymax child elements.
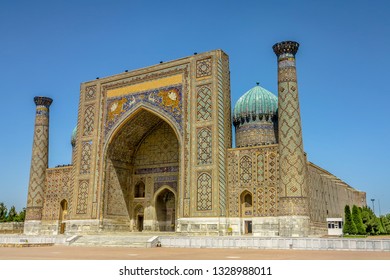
<box><xmin>69</xmin><ymin>234</ymin><xmax>160</xmax><ymax>248</ymax></box>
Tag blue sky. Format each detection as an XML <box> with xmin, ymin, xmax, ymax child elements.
<box><xmin>0</xmin><ymin>0</ymin><xmax>389</xmax><ymax>215</ymax></box>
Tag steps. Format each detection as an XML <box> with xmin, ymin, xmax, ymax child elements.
<box><xmin>70</xmin><ymin>235</ymin><xmax>159</xmax><ymax>248</ymax></box>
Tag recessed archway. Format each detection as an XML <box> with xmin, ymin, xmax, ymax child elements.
<box><xmin>133</xmin><ymin>205</ymin><xmax>144</xmax><ymax>232</ymax></box>
<box><xmin>155</xmin><ymin>187</ymin><xmax>176</xmax><ymax>232</ymax></box>
<box><xmin>59</xmin><ymin>199</ymin><xmax>68</xmax><ymax>234</ymax></box>
<box><xmin>102</xmin><ymin>107</ymin><xmax>180</xmax><ymax>232</ymax></box>
<box><xmin>240</xmin><ymin>191</ymin><xmax>253</xmax><ymax>234</ymax></box>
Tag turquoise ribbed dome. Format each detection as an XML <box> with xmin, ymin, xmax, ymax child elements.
<box><xmin>233</xmin><ymin>85</ymin><xmax>278</xmax><ymax>126</ymax></box>
<box><xmin>71</xmin><ymin>126</ymin><xmax>77</xmax><ymax>147</ymax></box>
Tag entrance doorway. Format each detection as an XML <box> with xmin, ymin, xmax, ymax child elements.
<box><xmin>137</xmin><ymin>215</ymin><xmax>144</xmax><ymax>232</ymax></box>
<box><xmin>134</xmin><ymin>206</ymin><xmax>144</xmax><ymax>232</ymax></box>
<box><xmin>244</xmin><ymin>221</ymin><xmax>252</xmax><ymax>234</ymax></box>
<box><xmin>59</xmin><ymin>199</ymin><xmax>68</xmax><ymax>234</ymax></box>
<box><xmin>156</xmin><ymin>188</ymin><xmax>176</xmax><ymax>232</ymax></box>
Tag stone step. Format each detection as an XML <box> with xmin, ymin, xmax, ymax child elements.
<box><xmin>70</xmin><ymin>235</ymin><xmax>159</xmax><ymax>248</ymax></box>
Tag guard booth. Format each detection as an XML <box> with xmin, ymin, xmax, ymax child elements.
<box><xmin>326</xmin><ymin>218</ymin><xmax>343</xmax><ymax>236</ymax></box>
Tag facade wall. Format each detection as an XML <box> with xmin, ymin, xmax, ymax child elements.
<box><xmin>307</xmin><ymin>162</ymin><xmax>366</xmax><ymax>229</ymax></box>
<box><xmin>64</xmin><ymin>50</ymin><xmax>231</xmax><ymax>233</ymax></box>
<box><xmin>226</xmin><ymin>146</ymin><xmax>366</xmax><ymax>237</ymax></box>
<box><xmin>39</xmin><ymin>166</ymin><xmax>73</xmax><ymax>234</ymax></box>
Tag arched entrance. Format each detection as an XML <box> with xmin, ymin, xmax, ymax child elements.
<box><xmin>134</xmin><ymin>205</ymin><xmax>144</xmax><ymax>232</ymax></box>
<box><xmin>240</xmin><ymin>191</ymin><xmax>253</xmax><ymax>234</ymax></box>
<box><xmin>59</xmin><ymin>199</ymin><xmax>68</xmax><ymax>234</ymax></box>
<box><xmin>103</xmin><ymin>107</ymin><xmax>180</xmax><ymax>232</ymax></box>
<box><xmin>155</xmin><ymin>188</ymin><xmax>176</xmax><ymax>232</ymax></box>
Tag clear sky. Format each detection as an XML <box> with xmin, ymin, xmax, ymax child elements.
<box><xmin>0</xmin><ymin>0</ymin><xmax>389</xmax><ymax>215</ymax></box>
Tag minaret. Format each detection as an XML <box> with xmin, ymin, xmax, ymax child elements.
<box><xmin>273</xmin><ymin>41</ymin><xmax>309</xmax><ymax>237</ymax></box>
<box><xmin>24</xmin><ymin>96</ymin><xmax>53</xmax><ymax>234</ymax></box>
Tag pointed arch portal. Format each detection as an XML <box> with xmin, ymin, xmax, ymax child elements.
<box><xmin>103</xmin><ymin>108</ymin><xmax>180</xmax><ymax>232</ymax></box>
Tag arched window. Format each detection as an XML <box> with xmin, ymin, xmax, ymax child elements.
<box><xmin>244</xmin><ymin>193</ymin><xmax>252</xmax><ymax>207</ymax></box>
<box><xmin>134</xmin><ymin>181</ymin><xmax>145</xmax><ymax>198</ymax></box>
<box><xmin>240</xmin><ymin>191</ymin><xmax>253</xmax><ymax>217</ymax></box>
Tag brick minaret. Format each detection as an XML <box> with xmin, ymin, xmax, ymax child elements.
<box><xmin>273</xmin><ymin>41</ymin><xmax>309</xmax><ymax>236</ymax></box>
<box><xmin>25</xmin><ymin>97</ymin><xmax>53</xmax><ymax>232</ymax></box>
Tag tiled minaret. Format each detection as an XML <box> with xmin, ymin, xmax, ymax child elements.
<box><xmin>24</xmin><ymin>96</ymin><xmax>53</xmax><ymax>234</ymax></box>
<box><xmin>273</xmin><ymin>41</ymin><xmax>309</xmax><ymax>236</ymax></box>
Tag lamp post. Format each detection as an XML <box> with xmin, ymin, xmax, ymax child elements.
<box><xmin>371</xmin><ymin>199</ymin><xmax>375</xmax><ymax>215</ymax></box>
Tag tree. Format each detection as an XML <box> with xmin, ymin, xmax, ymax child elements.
<box><xmin>7</xmin><ymin>206</ymin><xmax>17</xmax><ymax>222</ymax></box>
<box><xmin>382</xmin><ymin>214</ymin><xmax>390</xmax><ymax>234</ymax></box>
<box><xmin>343</xmin><ymin>205</ymin><xmax>357</xmax><ymax>235</ymax></box>
<box><xmin>0</xmin><ymin>202</ymin><xmax>7</xmax><ymax>222</ymax></box>
<box><xmin>352</xmin><ymin>205</ymin><xmax>365</xmax><ymax>235</ymax></box>
<box><xmin>16</xmin><ymin>208</ymin><xmax>26</xmax><ymax>222</ymax></box>
<box><xmin>376</xmin><ymin>217</ymin><xmax>386</xmax><ymax>235</ymax></box>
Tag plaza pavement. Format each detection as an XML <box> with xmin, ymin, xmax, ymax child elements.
<box><xmin>0</xmin><ymin>245</ymin><xmax>390</xmax><ymax>260</ymax></box>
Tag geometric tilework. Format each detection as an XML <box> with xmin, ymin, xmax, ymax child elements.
<box><xmin>76</xmin><ymin>180</ymin><xmax>89</xmax><ymax>214</ymax></box>
<box><xmin>257</xmin><ymin>153</ymin><xmax>264</xmax><ymax>183</ymax></box>
<box><xmin>278</xmin><ymin>72</ymin><xmax>306</xmax><ymax>197</ymax></box>
<box><xmin>228</xmin><ymin>190</ymin><xmax>239</xmax><ymax>217</ymax></box>
<box><xmin>196</xmin><ymin>85</ymin><xmax>212</xmax><ymax>121</ymax></box>
<box><xmin>227</xmin><ymin>146</ymin><xmax>279</xmax><ymax>218</ymax></box>
<box><xmin>26</xmin><ymin>97</ymin><xmax>52</xmax><ymax>221</ymax></box>
<box><xmin>274</xmin><ymin>42</ymin><xmax>309</xmax><ymax>216</ymax></box>
<box><xmin>106</xmin><ymin>165</ymin><xmax>129</xmax><ymax>216</ymax></box>
<box><xmin>239</xmin><ymin>155</ymin><xmax>252</xmax><ymax>184</ymax></box>
<box><xmin>83</xmin><ymin>105</ymin><xmax>95</xmax><ymax>136</ymax></box>
<box><xmin>85</xmin><ymin>85</ymin><xmax>97</xmax><ymax>101</ymax></box>
<box><xmin>197</xmin><ymin>127</ymin><xmax>212</xmax><ymax>165</ymax></box>
<box><xmin>134</xmin><ymin>122</ymin><xmax>178</xmax><ymax>166</ymax></box>
<box><xmin>196</xmin><ymin>58</ymin><xmax>212</xmax><ymax>79</ymax></box>
<box><xmin>197</xmin><ymin>172</ymin><xmax>212</xmax><ymax>211</ymax></box>
<box><xmin>267</xmin><ymin>152</ymin><xmax>278</xmax><ymax>184</ymax></box>
<box><xmin>107</xmin><ymin>110</ymin><xmax>163</xmax><ymax>164</ymax></box>
<box><xmin>80</xmin><ymin>141</ymin><xmax>92</xmax><ymax>174</ymax></box>
<box><xmin>256</xmin><ymin>186</ymin><xmax>277</xmax><ymax>216</ymax></box>
<box><xmin>42</xmin><ymin>167</ymin><xmax>73</xmax><ymax>220</ymax></box>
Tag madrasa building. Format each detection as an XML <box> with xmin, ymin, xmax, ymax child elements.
<box><xmin>24</xmin><ymin>41</ymin><xmax>366</xmax><ymax>237</ymax></box>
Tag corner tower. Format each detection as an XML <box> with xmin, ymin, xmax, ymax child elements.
<box><xmin>273</xmin><ymin>41</ymin><xmax>309</xmax><ymax>236</ymax></box>
<box><xmin>25</xmin><ymin>96</ymin><xmax>53</xmax><ymax>234</ymax></box>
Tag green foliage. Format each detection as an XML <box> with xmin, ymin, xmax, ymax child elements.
<box><xmin>0</xmin><ymin>203</ymin><xmax>25</xmax><ymax>223</ymax></box>
<box><xmin>16</xmin><ymin>208</ymin><xmax>26</xmax><ymax>222</ymax></box>
<box><xmin>360</xmin><ymin>206</ymin><xmax>388</xmax><ymax>235</ymax></box>
<box><xmin>352</xmin><ymin>205</ymin><xmax>365</xmax><ymax>235</ymax></box>
<box><xmin>382</xmin><ymin>214</ymin><xmax>390</xmax><ymax>234</ymax></box>
<box><xmin>343</xmin><ymin>205</ymin><xmax>358</xmax><ymax>235</ymax></box>
<box><xmin>0</xmin><ymin>202</ymin><xmax>7</xmax><ymax>222</ymax></box>
<box><xmin>7</xmin><ymin>206</ymin><xmax>17</xmax><ymax>222</ymax></box>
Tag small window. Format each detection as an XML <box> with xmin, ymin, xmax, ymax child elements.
<box><xmin>244</xmin><ymin>193</ymin><xmax>252</xmax><ymax>207</ymax></box>
<box><xmin>134</xmin><ymin>181</ymin><xmax>145</xmax><ymax>198</ymax></box>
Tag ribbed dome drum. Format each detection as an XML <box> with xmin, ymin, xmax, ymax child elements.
<box><xmin>233</xmin><ymin>85</ymin><xmax>278</xmax><ymax>147</ymax></box>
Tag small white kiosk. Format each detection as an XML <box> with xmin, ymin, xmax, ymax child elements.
<box><xmin>326</xmin><ymin>218</ymin><xmax>343</xmax><ymax>236</ymax></box>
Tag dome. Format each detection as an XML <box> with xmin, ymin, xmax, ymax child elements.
<box><xmin>71</xmin><ymin>126</ymin><xmax>77</xmax><ymax>147</ymax></box>
<box><xmin>233</xmin><ymin>84</ymin><xmax>278</xmax><ymax>126</ymax></box>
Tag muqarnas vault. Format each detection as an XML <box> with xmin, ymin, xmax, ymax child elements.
<box><xmin>24</xmin><ymin>41</ymin><xmax>366</xmax><ymax>237</ymax></box>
